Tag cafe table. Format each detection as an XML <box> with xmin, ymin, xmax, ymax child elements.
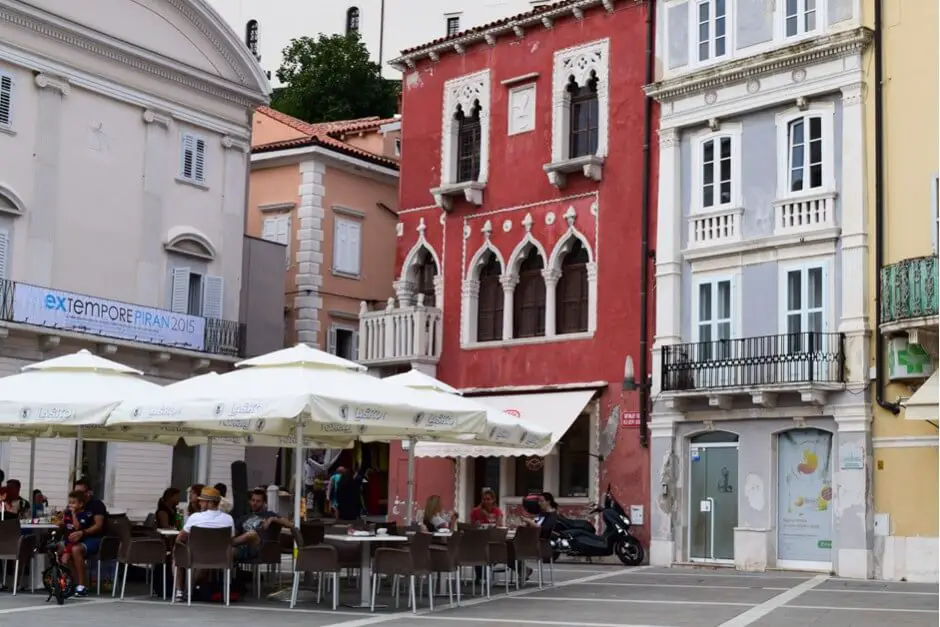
<box><xmin>324</xmin><ymin>533</ymin><xmax>409</xmax><ymax>608</ymax></box>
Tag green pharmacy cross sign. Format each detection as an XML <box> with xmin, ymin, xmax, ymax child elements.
<box><xmin>892</xmin><ymin>341</ymin><xmax>932</xmax><ymax>375</ymax></box>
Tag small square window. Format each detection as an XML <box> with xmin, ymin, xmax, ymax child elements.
<box><xmin>446</xmin><ymin>16</ymin><xmax>461</xmax><ymax>37</ymax></box>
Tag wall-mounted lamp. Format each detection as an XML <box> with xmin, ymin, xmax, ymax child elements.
<box><xmin>622</xmin><ymin>355</ymin><xmax>640</xmax><ymax>391</ymax></box>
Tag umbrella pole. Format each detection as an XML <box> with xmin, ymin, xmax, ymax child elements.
<box><xmin>293</xmin><ymin>423</ymin><xmax>302</xmax><ymax>528</ymax></box>
<box><xmin>405</xmin><ymin>437</ymin><xmax>416</xmax><ymax>524</ymax></box>
<box><xmin>73</xmin><ymin>427</ymin><xmax>84</xmax><ymax>485</ymax></box>
<box><xmin>27</xmin><ymin>437</ymin><xmax>36</xmax><ymax>514</ymax></box>
<box><xmin>204</xmin><ymin>438</ymin><xmax>213</xmax><ymax>485</ymax></box>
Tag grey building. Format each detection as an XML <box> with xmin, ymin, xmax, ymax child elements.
<box><xmin>645</xmin><ymin>0</ymin><xmax>873</xmax><ymax>578</ymax></box>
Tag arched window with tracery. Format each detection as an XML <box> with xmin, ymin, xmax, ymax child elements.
<box><xmin>556</xmin><ymin>239</ymin><xmax>589</xmax><ymax>334</ymax></box>
<box><xmin>245</xmin><ymin>20</ymin><xmax>259</xmax><ymax>59</ymax></box>
<box><xmin>415</xmin><ymin>249</ymin><xmax>438</xmax><ymax>307</ymax></box>
<box><xmin>476</xmin><ymin>252</ymin><xmax>503</xmax><ymax>342</ymax></box>
<box><xmin>567</xmin><ymin>70</ymin><xmax>599</xmax><ymax>159</ymax></box>
<box><xmin>513</xmin><ymin>248</ymin><xmax>546</xmax><ymax>338</ymax></box>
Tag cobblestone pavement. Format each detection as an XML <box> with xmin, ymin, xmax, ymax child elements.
<box><xmin>0</xmin><ymin>564</ymin><xmax>936</xmax><ymax>627</ymax></box>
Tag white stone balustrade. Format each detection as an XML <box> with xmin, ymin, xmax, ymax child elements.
<box><xmin>358</xmin><ymin>295</ymin><xmax>443</xmax><ymax>365</ymax></box>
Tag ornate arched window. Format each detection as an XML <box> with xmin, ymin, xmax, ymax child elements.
<box><xmin>567</xmin><ymin>70</ymin><xmax>599</xmax><ymax>159</ymax></box>
<box><xmin>455</xmin><ymin>100</ymin><xmax>482</xmax><ymax>183</ymax></box>
<box><xmin>346</xmin><ymin>7</ymin><xmax>360</xmax><ymax>34</ymax></box>
<box><xmin>556</xmin><ymin>238</ymin><xmax>589</xmax><ymax>334</ymax></box>
<box><xmin>476</xmin><ymin>252</ymin><xmax>503</xmax><ymax>342</ymax></box>
<box><xmin>513</xmin><ymin>248</ymin><xmax>546</xmax><ymax>338</ymax></box>
<box><xmin>415</xmin><ymin>249</ymin><xmax>438</xmax><ymax>307</ymax></box>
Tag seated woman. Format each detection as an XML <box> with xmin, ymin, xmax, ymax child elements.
<box><xmin>32</xmin><ymin>489</ymin><xmax>48</xmax><ymax>518</ymax></box>
<box><xmin>421</xmin><ymin>495</ymin><xmax>455</xmax><ymax>532</ymax></box>
<box><xmin>155</xmin><ymin>488</ymin><xmax>181</xmax><ymax>529</ymax></box>
<box><xmin>520</xmin><ymin>492</ymin><xmax>559</xmax><ymax>538</ymax></box>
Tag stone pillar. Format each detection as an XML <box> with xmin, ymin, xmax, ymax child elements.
<box><xmin>586</xmin><ymin>262</ymin><xmax>598</xmax><ymax>333</ymax></box>
<box><xmin>460</xmin><ymin>279</ymin><xmax>479</xmax><ymax>345</ymax></box>
<box><xmin>29</xmin><ymin>74</ymin><xmax>70</xmax><ymax>287</ymax></box>
<box><xmin>394</xmin><ymin>279</ymin><xmax>415</xmax><ymax>307</ymax></box>
<box><xmin>295</xmin><ymin>159</ymin><xmax>326</xmax><ymax>345</ymax></box>
<box><xmin>652</xmin><ymin>127</ymin><xmax>683</xmax><ymax>396</ymax></box>
<box><xmin>138</xmin><ymin>109</ymin><xmax>171</xmax><ymax>306</ymax></box>
<box><xmin>648</xmin><ymin>413</ymin><xmax>680</xmax><ymax>566</ymax></box>
<box><xmin>833</xmin><ymin>403</ymin><xmax>873</xmax><ymax>579</ymax></box>
<box><xmin>220</xmin><ymin>136</ymin><xmax>250</xmax><ymax>318</ymax></box>
<box><xmin>542</xmin><ymin>268</ymin><xmax>560</xmax><ymax>337</ymax></box>
<box><xmin>500</xmin><ymin>275</ymin><xmax>518</xmax><ymax>341</ymax></box>
<box><xmin>838</xmin><ymin>82</ymin><xmax>871</xmax><ymax>389</ymax></box>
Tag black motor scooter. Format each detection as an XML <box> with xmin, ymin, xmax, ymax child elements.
<box><xmin>549</xmin><ymin>484</ymin><xmax>644</xmax><ymax>566</ymax></box>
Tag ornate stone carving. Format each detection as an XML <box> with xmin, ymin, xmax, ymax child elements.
<box><xmin>142</xmin><ymin>109</ymin><xmax>171</xmax><ymax>127</ymax></box>
<box><xmin>34</xmin><ymin>74</ymin><xmax>70</xmax><ymax>95</ymax></box>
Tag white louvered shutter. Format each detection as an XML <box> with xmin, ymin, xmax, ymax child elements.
<box><xmin>347</xmin><ymin>221</ymin><xmax>361</xmax><ymax>275</ymax></box>
<box><xmin>277</xmin><ymin>216</ymin><xmax>292</xmax><ymax>265</ymax></box>
<box><xmin>333</xmin><ymin>220</ymin><xmax>346</xmax><ymax>273</ymax></box>
<box><xmin>180</xmin><ymin>134</ymin><xmax>195</xmax><ymax>180</ymax></box>
<box><xmin>352</xmin><ymin>330</ymin><xmax>360</xmax><ymax>361</ymax></box>
<box><xmin>202</xmin><ymin>275</ymin><xmax>224</xmax><ymax>319</ymax></box>
<box><xmin>0</xmin><ymin>230</ymin><xmax>10</xmax><ymax>280</ymax></box>
<box><xmin>170</xmin><ymin>268</ymin><xmax>191</xmax><ymax>313</ymax></box>
<box><xmin>261</xmin><ymin>217</ymin><xmax>277</xmax><ymax>242</ymax></box>
<box><xmin>327</xmin><ymin>326</ymin><xmax>337</xmax><ymax>355</ymax></box>
<box><xmin>194</xmin><ymin>137</ymin><xmax>207</xmax><ymax>183</ymax></box>
<box><xmin>0</xmin><ymin>74</ymin><xmax>12</xmax><ymax>127</ymax></box>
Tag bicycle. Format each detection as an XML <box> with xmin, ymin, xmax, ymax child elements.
<box><xmin>41</xmin><ymin>530</ymin><xmax>75</xmax><ymax>605</ymax></box>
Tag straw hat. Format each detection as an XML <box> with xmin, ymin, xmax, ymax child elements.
<box><xmin>198</xmin><ymin>486</ymin><xmax>222</xmax><ymax>503</ymax></box>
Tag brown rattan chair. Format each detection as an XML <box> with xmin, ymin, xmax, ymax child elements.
<box><xmin>172</xmin><ymin>526</ymin><xmax>233</xmax><ymax>606</ymax></box>
<box><xmin>371</xmin><ymin>531</ymin><xmax>433</xmax><ymax>613</ymax></box>
<box><xmin>429</xmin><ymin>530</ymin><xmax>463</xmax><ymax>605</ymax></box>
<box><xmin>244</xmin><ymin>522</ymin><xmax>283</xmax><ymax>598</ymax></box>
<box><xmin>486</xmin><ymin>527</ymin><xmax>513</xmax><ymax>594</ymax></box>
<box><xmin>511</xmin><ymin>525</ymin><xmax>552</xmax><ymax>589</ymax></box>
<box><xmin>111</xmin><ymin>518</ymin><xmax>168</xmax><ymax>600</ymax></box>
<box><xmin>289</xmin><ymin>527</ymin><xmax>340</xmax><ymax>609</ymax></box>
<box><xmin>0</xmin><ymin>519</ymin><xmax>35</xmax><ymax>595</ymax></box>
<box><xmin>456</xmin><ymin>528</ymin><xmax>491</xmax><ymax>597</ymax></box>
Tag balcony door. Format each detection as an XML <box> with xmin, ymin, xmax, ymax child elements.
<box><xmin>694</xmin><ymin>277</ymin><xmax>734</xmax><ymax>388</ymax></box>
<box><xmin>688</xmin><ymin>431</ymin><xmax>738</xmax><ymax>564</ymax></box>
<box><xmin>780</xmin><ymin>263</ymin><xmax>828</xmax><ymax>383</ymax></box>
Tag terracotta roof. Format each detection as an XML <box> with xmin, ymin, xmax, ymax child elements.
<box><xmin>253</xmin><ymin>107</ymin><xmax>399</xmax><ymax>169</ymax></box>
<box><xmin>391</xmin><ymin>0</ymin><xmax>619</xmax><ymax>67</ymax></box>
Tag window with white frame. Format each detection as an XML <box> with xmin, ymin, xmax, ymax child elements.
<box><xmin>170</xmin><ymin>267</ymin><xmax>224</xmax><ymax>319</ymax></box>
<box><xmin>440</xmin><ymin>70</ymin><xmax>491</xmax><ymax>189</ymax></box>
<box><xmin>696</xmin><ymin>0</ymin><xmax>728</xmax><ymax>62</ymax></box>
<box><xmin>328</xmin><ymin>324</ymin><xmax>359</xmax><ymax>360</ymax></box>
<box><xmin>784</xmin><ymin>0</ymin><xmax>818</xmax><ymax>37</ymax></box>
<box><xmin>0</xmin><ymin>71</ymin><xmax>13</xmax><ymax>129</ymax></box>
<box><xmin>781</xmin><ymin>262</ymin><xmax>827</xmax><ymax>354</ymax></box>
<box><xmin>179</xmin><ymin>133</ymin><xmax>207</xmax><ymax>184</ymax></box>
<box><xmin>776</xmin><ymin>104</ymin><xmax>834</xmax><ymax>199</ymax></box>
<box><xmin>333</xmin><ymin>217</ymin><xmax>362</xmax><ymax>276</ymax></box>
<box><xmin>691</xmin><ymin>125</ymin><xmax>742</xmax><ymax>213</ymax></box>
<box><xmin>549</xmin><ymin>39</ymin><xmax>610</xmax><ymax>166</ymax></box>
<box><xmin>261</xmin><ymin>214</ymin><xmax>292</xmax><ymax>266</ymax></box>
<box><xmin>695</xmin><ymin>277</ymin><xmax>733</xmax><ymax>362</ymax></box>
<box><xmin>0</xmin><ymin>229</ymin><xmax>10</xmax><ymax>280</ymax></box>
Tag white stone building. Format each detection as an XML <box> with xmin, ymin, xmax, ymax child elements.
<box><xmin>0</xmin><ymin>0</ymin><xmax>271</xmax><ymax>517</ymax></box>
<box><xmin>206</xmin><ymin>0</ymin><xmax>549</xmax><ymax>81</ymax></box>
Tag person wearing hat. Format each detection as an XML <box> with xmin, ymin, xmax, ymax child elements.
<box><xmin>174</xmin><ymin>486</ymin><xmax>234</xmax><ymax>601</ymax></box>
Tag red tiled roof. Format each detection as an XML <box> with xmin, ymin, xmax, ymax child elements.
<box><xmin>392</xmin><ymin>0</ymin><xmax>618</xmax><ymax>64</ymax></box>
<box><xmin>253</xmin><ymin>107</ymin><xmax>399</xmax><ymax>169</ymax></box>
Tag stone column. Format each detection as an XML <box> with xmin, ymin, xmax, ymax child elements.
<box><xmin>220</xmin><ymin>136</ymin><xmax>250</xmax><ymax>319</ymax></box>
<box><xmin>542</xmin><ymin>268</ymin><xmax>560</xmax><ymax>337</ymax></box>
<box><xmin>648</xmin><ymin>413</ymin><xmax>680</xmax><ymax>566</ymax></box>
<box><xmin>652</xmin><ymin>127</ymin><xmax>683</xmax><ymax>396</ymax></box>
<box><xmin>138</xmin><ymin>109</ymin><xmax>171</xmax><ymax>306</ymax></box>
<box><xmin>295</xmin><ymin>159</ymin><xmax>326</xmax><ymax>345</ymax></box>
<box><xmin>586</xmin><ymin>262</ymin><xmax>598</xmax><ymax>333</ymax></box>
<box><xmin>833</xmin><ymin>403</ymin><xmax>873</xmax><ymax>579</ymax></box>
<box><xmin>460</xmin><ymin>279</ymin><xmax>479</xmax><ymax>345</ymax></box>
<box><xmin>394</xmin><ymin>279</ymin><xmax>415</xmax><ymax>307</ymax></box>
<box><xmin>29</xmin><ymin>74</ymin><xmax>70</xmax><ymax>287</ymax></box>
<box><xmin>500</xmin><ymin>275</ymin><xmax>518</xmax><ymax>341</ymax></box>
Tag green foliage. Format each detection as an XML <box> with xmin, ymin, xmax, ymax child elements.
<box><xmin>270</xmin><ymin>32</ymin><xmax>399</xmax><ymax>124</ymax></box>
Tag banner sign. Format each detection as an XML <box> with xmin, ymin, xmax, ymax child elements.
<box><xmin>777</xmin><ymin>429</ymin><xmax>833</xmax><ymax>562</ymax></box>
<box><xmin>12</xmin><ymin>284</ymin><xmax>206</xmax><ymax>350</ymax></box>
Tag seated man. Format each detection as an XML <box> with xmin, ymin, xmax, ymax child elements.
<box><xmin>232</xmin><ymin>489</ymin><xmax>292</xmax><ymax>562</ymax></box>
<box><xmin>69</xmin><ymin>478</ymin><xmax>108</xmax><ymax>597</ymax></box>
<box><xmin>174</xmin><ymin>486</ymin><xmax>234</xmax><ymax>601</ymax></box>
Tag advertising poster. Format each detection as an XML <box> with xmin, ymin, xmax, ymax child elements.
<box><xmin>777</xmin><ymin>429</ymin><xmax>833</xmax><ymax>562</ymax></box>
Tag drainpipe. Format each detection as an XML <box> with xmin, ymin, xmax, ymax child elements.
<box><xmin>873</xmin><ymin>0</ymin><xmax>900</xmax><ymax>415</ymax></box>
<box><xmin>378</xmin><ymin>0</ymin><xmax>386</xmax><ymax>68</ymax></box>
<box><xmin>637</xmin><ymin>0</ymin><xmax>657</xmax><ymax>448</ymax></box>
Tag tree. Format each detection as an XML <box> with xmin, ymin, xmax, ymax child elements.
<box><xmin>270</xmin><ymin>33</ymin><xmax>399</xmax><ymax>124</ymax></box>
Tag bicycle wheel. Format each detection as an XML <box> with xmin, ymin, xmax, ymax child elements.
<box><xmin>43</xmin><ymin>564</ymin><xmax>74</xmax><ymax>604</ymax></box>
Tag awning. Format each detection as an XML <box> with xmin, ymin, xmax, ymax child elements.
<box><xmin>903</xmin><ymin>372</ymin><xmax>938</xmax><ymax>420</ymax></box>
<box><xmin>414</xmin><ymin>389</ymin><xmax>595</xmax><ymax>458</ymax></box>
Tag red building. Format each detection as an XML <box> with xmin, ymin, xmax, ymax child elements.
<box><xmin>358</xmin><ymin>0</ymin><xmax>656</xmax><ymax>547</ymax></box>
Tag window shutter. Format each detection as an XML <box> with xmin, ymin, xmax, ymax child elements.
<box><xmin>170</xmin><ymin>267</ymin><xmax>191</xmax><ymax>313</ymax></box>
<box><xmin>277</xmin><ymin>216</ymin><xmax>292</xmax><ymax>265</ymax></box>
<box><xmin>327</xmin><ymin>326</ymin><xmax>337</xmax><ymax>355</ymax></box>
<box><xmin>347</xmin><ymin>221</ymin><xmax>361</xmax><ymax>275</ymax></box>
<box><xmin>261</xmin><ymin>217</ymin><xmax>277</xmax><ymax>241</ymax></box>
<box><xmin>201</xmin><ymin>275</ymin><xmax>224</xmax><ymax>319</ymax></box>
<box><xmin>0</xmin><ymin>74</ymin><xmax>12</xmax><ymax>127</ymax></box>
<box><xmin>0</xmin><ymin>229</ymin><xmax>10</xmax><ymax>280</ymax></box>
<box><xmin>334</xmin><ymin>220</ymin><xmax>347</xmax><ymax>272</ymax></box>
<box><xmin>180</xmin><ymin>134</ymin><xmax>195</xmax><ymax>179</ymax></box>
<box><xmin>194</xmin><ymin>137</ymin><xmax>207</xmax><ymax>182</ymax></box>
<box><xmin>352</xmin><ymin>330</ymin><xmax>360</xmax><ymax>361</ymax></box>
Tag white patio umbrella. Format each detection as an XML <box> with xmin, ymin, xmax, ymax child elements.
<box><xmin>384</xmin><ymin>369</ymin><xmax>552</xmax><ymax>522</ymax></box>
<box><xmin>108</xmin><ymin>344</ymin><xmax>488</xmax><ymax>525</ymax></box>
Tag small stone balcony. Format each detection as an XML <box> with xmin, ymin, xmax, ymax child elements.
<box><xmin>358</xmin><ymin>295</ymin><xmax>443</xmax><ymax>366</ymax></box>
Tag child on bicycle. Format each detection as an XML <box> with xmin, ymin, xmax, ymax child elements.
<box><xmin>60</xmin><ymin>491</ymin><xmax>93</xmax><ymax>564</ymax></box>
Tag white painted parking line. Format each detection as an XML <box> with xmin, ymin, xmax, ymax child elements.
<box><xmin>811</xmin><ymin>588</ymin><xmax>939</xmax><ymax>596</ymax></box>
<box><xmin>717</xmin><ymin>573</ymin><xmax>828</xmax><ymax>627</ymax></box>
<box><xmin>119</xmin><ymin>598</ymin><xmax>355</xmax><ymax>615</ymax></box>
<box><xmin>507</xmin><ymin>596</ymin><xmax>756</xmax><ymax>607</ymax></box>
<box><xmin>0</xmin><ymin>597</ymin><xmax>121</xmax><ymax>615</ymax></box>
<box><xmin>784</xmin><ymin>604</ymin><xmax>939</xmax><ymax>614</ymax></box>
<box><xmin>579</xmin><ymin>581</ymin><xmax>789</xmax><ymax>591</ymax></box>
<box><xmin>631</xmin><ymin>570</ymin><xmax>816</xmax><ymax>580</ymax></box>
<box><xmin>408</xmin><ymin>617</ymin><xmax>682</xmax><ymax>627</ymax></box>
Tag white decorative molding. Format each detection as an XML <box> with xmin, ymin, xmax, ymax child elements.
<box><xmin>439</xmin><ymin>69</ymin><xmax>491</xmax><ymax>187</ymax></box>
<box><xmin>508</xmin><ymin>83</ymin><xmax>536</xmax><ymax>135</ymax></box>
<box><xmin>0</xmin><ymin>184</ymin><xmax>26</xmax><ymax>216</ymax></box>
<box><xmin>221</xmin><ymin>135</ymin><xmax>250</xmax><ymax>153</ymax></box>
<box><xmin>397</xmin><ymin>218</ymin><xmax>443</xmax><ymax>307</ymax></box>
<box><xmin>163</xmin><ymin>226</ymin><xmax>217</xmax><ymax>260</ymax></box>
<box><xmin>34</xmin><ymin>73</ymin><xmax>70</xmax><ymax>95</ymax></box>
<box><xmin>142</xmin><ymin>109</ymin><xmax>171</xmax><ymax>128</ymax></box>
<box><xmin>506</xmin><ymin>231</ymin><xmax>548</xmax><ymax>275</ymax></box>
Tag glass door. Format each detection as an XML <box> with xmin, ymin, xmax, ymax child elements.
<box><xmin>689</xmin><ymin>432</ymin><xmax>739</xmax><ymax>563</ymax></box>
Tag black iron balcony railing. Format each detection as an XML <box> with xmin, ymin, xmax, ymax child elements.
<box><xmin>661</xmin><ymin>332</ymin><xmax>845</xmax><ymax>392</ymax></box>
<box><xmin>0</xmin><ymin>278</ymin><xmax>244</xmax><ymax>357</ymax></box>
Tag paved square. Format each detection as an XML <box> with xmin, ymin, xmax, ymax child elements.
<box><xmin>0</xmin><ymin>564</ymin><xmax>936</xmax><ymax>627</ymax></box>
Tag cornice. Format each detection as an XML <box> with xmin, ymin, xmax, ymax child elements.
<box><xmin>0</xmin><ymin>1</ymin><xmax>266</xmax><ymax>107</ymax></box>
<box><xmin>644</xmin><ymin>27</ymin><xmax>873</xmax><ymax>102</ymax></box>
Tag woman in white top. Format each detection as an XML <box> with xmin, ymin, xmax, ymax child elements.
<box><xmin>421</xmin><ymin>494</ymin><xmax>455</xmax><ymax>532</ymax></box>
